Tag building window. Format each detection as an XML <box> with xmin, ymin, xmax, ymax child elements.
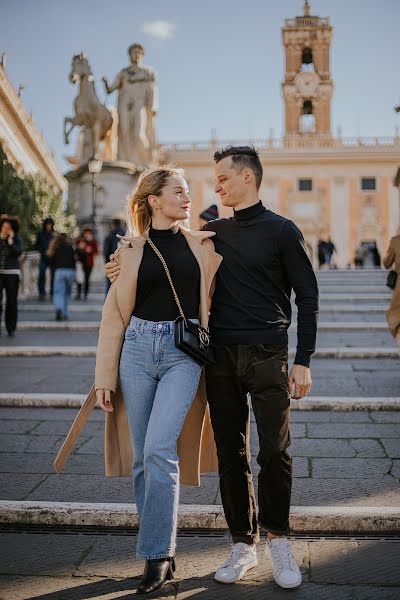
<box><xmin>298</xmin><ymin>179</ymin><xmax>313</xmax><ymax>192</ymax></box>
<box><xmin>361</xmin><ymin>177</ymin><xmax>376</xmax><ymax>191</ymax></box>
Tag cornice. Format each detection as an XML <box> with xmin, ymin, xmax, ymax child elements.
<box><xmin>0</xmin><ymin>65</ymin><xmax>66</xmax><ymax>191</ymax></box>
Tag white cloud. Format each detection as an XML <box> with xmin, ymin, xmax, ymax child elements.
<box><xmin>141</xmin><ymin>20</ymin><xmax>176</xmax><ymax>41</ymax></box>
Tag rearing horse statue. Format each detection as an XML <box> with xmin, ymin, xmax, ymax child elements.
<box><xmin>64</xmin><ymin>53</ymin><xmax>113</xmax><ymax>161</ymax></box>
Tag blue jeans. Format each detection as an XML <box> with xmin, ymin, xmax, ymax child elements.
<box><xmin>119</xmin><ymin>316</ymin><xmax>202</xmax><ymax>559</ymax></box>
<box><xmin>53</xmin><ymin>268</ymin><xmax>75</xmax><ymax>317</ymax></box>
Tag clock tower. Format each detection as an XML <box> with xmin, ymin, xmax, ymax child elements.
<box><xmin>282</xmin><ymin>1</ymin><xmax>333</xmax><ymax>138</ymax></box>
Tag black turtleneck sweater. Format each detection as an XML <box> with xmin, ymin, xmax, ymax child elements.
<box><xmin>203</xmin><ymin>201</ymin><xmax>319</xmax><ymax>367</ymax></box>
<box><xmin>133</xmin><ymin>227</ymin><xmax>200</xmax><ymax>322</ymax></box>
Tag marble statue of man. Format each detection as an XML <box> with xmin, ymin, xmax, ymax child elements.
<box><xmin>102</xmin><ymin>44</ymin><xmax>157</xmax><ymax>166</ymax></box>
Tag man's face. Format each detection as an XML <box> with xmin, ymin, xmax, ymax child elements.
<box><xmin>45</xmin><ymin>223</ymin><xmax>53</xmax><ymax>233</ymax></box>
<box><xmin>214</xmin><ymin>156</ymin><xmax>248</xmax><ymax>208</ymax></box>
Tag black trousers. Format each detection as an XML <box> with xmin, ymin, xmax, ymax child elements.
<box><xmin>206</xmin><ymin>343</ymin><xmax>292</xmax><ymax>543</ymax></box>
<box><xmin>76</xmin><ymin>265</ymin><xmax>93</xmax><ymax>298</ymax></box>
<box><xmin>0</xmin><ymin>273</ymin><xmax>20</xmax><ymax>334</ymax></box>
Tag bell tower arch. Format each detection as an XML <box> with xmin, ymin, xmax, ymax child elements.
<box><xmin>282</xmin><ymin>1</ymin><xmax>334</xmax><ymax>139</ymax></box>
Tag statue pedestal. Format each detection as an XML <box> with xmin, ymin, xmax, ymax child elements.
<box><xmin>65</xmin><ymin>161</ymin><xmax>141</xmax><ymax>281</ymax></box>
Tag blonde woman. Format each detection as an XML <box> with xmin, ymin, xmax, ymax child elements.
<box><xmin>55</xmin><ymin>166</ymin><xmax>222</xmax><ymax>594</ymax></box>
<box><xmin>383</xmin><ymin>227</ymin><xmax>400</xmax><ymax>345</ymax></box>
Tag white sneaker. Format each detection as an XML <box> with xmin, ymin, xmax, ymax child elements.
<box><xmin>214</xmin><ymin>542</ymin><xmax>258</xmax><ymax>583</ymax></box>
<box><xmin>266</xmin><ymin>537</ymin><xmax>302</xmax><ymax>589</ymax></box>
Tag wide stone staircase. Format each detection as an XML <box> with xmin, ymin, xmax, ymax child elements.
<box><xmin>0</xmin><ymin>268</ymin><xmax>399</xmax><ymax>598</ymax></box>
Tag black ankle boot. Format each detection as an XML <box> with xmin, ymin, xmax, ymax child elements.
<box><xmin>136</xmin><ymin>557</ymin><xmax>175</xmax><ymax>595</ymax></box>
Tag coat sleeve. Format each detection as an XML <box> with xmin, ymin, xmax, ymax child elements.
<box><xmin>94</xmin><ymin>268</ymin><xmax>126</xmax><ymax>393</ymax></box>
<box><xmin>383</xmin><ymin>240</ymin><xmax>395</xmax><ymax>269</ymax></box>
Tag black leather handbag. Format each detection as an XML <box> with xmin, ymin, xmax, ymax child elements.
<box><xmin>386</xmin><ymin>270</ymin><xmax>398</xmax><ymax>290</ymax></box>
<box><xmin>144</xmin><ymin>234</ymin><xmax>216</xmax><ymax>367</ymax></box>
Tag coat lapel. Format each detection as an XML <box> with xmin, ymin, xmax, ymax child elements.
<box><xmin>115</xmin><ymin>237</ymin><xmax>145</xmax><ymax>327</ymax></box>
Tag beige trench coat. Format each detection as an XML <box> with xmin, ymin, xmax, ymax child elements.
<box><xmin>54</xmin><ymin>227</ymin><xmax>223</xmax><ymax>486</ymax></box>
<box><xmin>383</xmin><ymin>234</ymin><xmax>400</xmax><ymax>338</ymax></box>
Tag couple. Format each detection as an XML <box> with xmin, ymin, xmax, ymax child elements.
<box><xmin>56</xmin><ymin>145</ymin><xmax>319</xmax><ymax>594</ymax></box>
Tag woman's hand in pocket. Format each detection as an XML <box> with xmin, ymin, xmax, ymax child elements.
<box><xmin>96</xmin><ymin>389</ymin><xmax>114</xmax><ymax>413</ymax></box>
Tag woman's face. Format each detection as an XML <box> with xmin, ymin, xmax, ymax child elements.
<box><xmin>1</xmin><ymin>222</ymin><xmax>12</xmax><ymax>237</ymax></box>
<box><xmin>83</xmin><ymin>231</ymin><xmax>93</xmax><ymax>241</ymax></box>
<box><xmin>151</xmin><ymin>175</ymin><xmax>191</xmax><ymax>221</ymax></box>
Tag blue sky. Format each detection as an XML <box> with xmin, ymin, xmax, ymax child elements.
<box><xmin>1</xmin><ymin>0</ymin><xmax>400</xmax><ymax>171</ymax></box>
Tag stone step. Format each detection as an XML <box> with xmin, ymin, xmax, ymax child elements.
<box><xmin>17</xmin><ymin>303</ymin><xmax>391</xmax><ymax>313</ymax></box>
<box><xmin>0</xmin><ymin>501</ymin><xmax>398</xmax><ymax>533</ymax></box>
<box><xmin>14</xmin><ymin>320</ymin><xmax>390</xmax><ymax>331</ymax></box>
<box><xmin>1</xmin><ymin>393</ymin><xmax>398</xmax><ymax>411</ymax></box>
<box><xmin>1</xmin><ymin>346</ymin><xmax>398</xmax><ymax>358</ymax></box>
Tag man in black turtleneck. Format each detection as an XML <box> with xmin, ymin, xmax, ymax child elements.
<box><xmin>203</xmin><ymin>146</ymin><xmax>319</xmax><ymax>589</ymax></box>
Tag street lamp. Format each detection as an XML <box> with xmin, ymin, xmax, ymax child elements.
<box><xmin>88</xmin><ymin>157</ymin><xmax>103</xmax><ymax>235</ymax></box>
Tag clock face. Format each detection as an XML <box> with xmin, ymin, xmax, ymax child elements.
<box><xmin>295</xmin><ymin>72</ymin><xmax>319</xmax><ymax>96</ymax></box>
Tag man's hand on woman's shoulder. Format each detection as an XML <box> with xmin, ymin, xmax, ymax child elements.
<box><xmin>105</xmin><ymin>254</ymin><xmax>121</xmax><ymax>283</ymax></box>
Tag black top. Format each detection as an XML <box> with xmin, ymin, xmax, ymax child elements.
<box><xmin>0</xmin><ymin>235</ymin><xmax>23</xmax><ymax>271</ymax></box>
<box><xmin>203</xmin><ymin>201</ymin><xmax>319</xmax><ymax>367</ymax></box>
<box><xmin>133</xmin><ymin>227</ymin><xmax>200</xmax><ymax>322</ymax></box>
<box><xmin>36</xmin><ymin>230</ymin><xmax>54</xmax><ymax>256</ymax></box>
<box><xmin>53</xmin><ymin>244</ymin><xmax>76</xmax><ymax>270</ymax></box>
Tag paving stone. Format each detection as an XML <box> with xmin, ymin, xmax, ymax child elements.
<box><xmin>0</xmin><ymin>473</ymin><xmax>49</xmax><ymax>501</ymax></box>
<box><xmin>290</xmin><ymin>439</ymin><xmax>355</xmax><ymax>457</ymax></box>
<box><xmin>291</xmin><ymin>477</ymin><xmax>400</xmax><ymax>506</ymax></box>
<box><xmin>311</xmin><ymin>458</ymin><xmax>392</xmax><ymax>479</ymax></box>
<box><xmin>0</xmin><ymin>434</ymin><xmax>89</xmax><ymax>454</ymax></box>
<box><xmin>26</xmin><ymin>474</ymin><xmax>134</xmax><ymax>503</ymax></box>
<box><xmin>310</xmin><ymin>540</ymin><xmax>400</xmax><ymax>585</ymax></box>
<box><xmin>34</xmin><ymin>419</ymin><xmax>103</xmax><ymax>436</ymax></box>
<box><xmin>291</xmin><ymin>411</ymin><xmax>373</xmax><ymax>423</ymax></box>
<box><xmin>77</xmin><ymin>535</ymin><xmax>141</xmax><ymax>578</ymax></box>
<box><xmin>381</xmin><ymin>439</ymin><xmax>400</xmax><ymax>458</ymax></box>
<box><xmin>0</xmin><ymin>406</ymin><xmax>103</xmax><ymax>421</ymax></box>
<box><xmin>349</xmin><ymin>439</ymin><xmax>386</xmax><ymax>457</ymax></box>
<box><xmin>308</xmin><ymin>423</ymin><xmax>400</xmax><ymax>439</ymax></box>
<box><xmin>0</xmin><ymin>330</ymin><xmax>99</xmax><ymax>346</ymax></box>
<box><xmin>0</xmin><ymin>532</ymin><xmax>99</xmax><ymax>576</ymax></box>
<box><xmin>391</xmin><ymin>460</ymin><xmax>400</xmax><ymax>479</ymax></box>
<box><xmin>370</xmin><ymin>412</ymin><xmax>400</xmax><ymax>423</ymax></box>
<box><xmin>0</xmin><ymin>575</ymin><xmax>121</xmax><ymax>600</ymax></box>
<box><xmin>0</xmin><ymin>420</ymin><xmax>42</xmax><ymax>435</ymax></box>
<box><xmin>0</xmin><ymin>453</ymin><xmax>55</xmax><ymax>474</ymax></box>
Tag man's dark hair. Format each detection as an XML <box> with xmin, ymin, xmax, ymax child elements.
<box><xmin>213</xmin><ymin>145</ymin><xmax>263</xmax><ymax>190</ymax></box>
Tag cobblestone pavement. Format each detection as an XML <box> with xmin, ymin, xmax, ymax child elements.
<box><xmin>0</xmin><ymin>528</ymin><xmax>399</xmax><ymax>599</ymax></box>
<box><xmin>0</xmin><ymin>406</ymin><xmax>398</xmax><ymax>507</ymax></box>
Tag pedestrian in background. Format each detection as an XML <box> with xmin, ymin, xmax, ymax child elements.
<box><xmin>35</xmin><ymin>217</ymin><xmax>55</xmax><ymax>300</ymax></box>
<box><xmin>0</xmin><ymin>215</ymin><xmax>23</xmax><ymax>337</ymax></box>
<box><xmin>317</xmin><ymin>238</ymin><xmax>326</xmax><ymax>269</ymax></box>
<box><xmin>47</xmin><ymin>233</ymin><xmax>76</xmax><ymax>321</ymax></box>
<box><xmin>103</xmin><ymin>219</ymin><xmax>125</xmax><ymax>294</ymax></box>
<box><xmin>383</xmin><ymin>228</ymin><xmax>400</xmax><ymax>346</ymax></box>
<box><xmin>354</xmin><ymin>243</ymin><xmax>365</xmax><ymax>268</ymax></box>
<box><xmin>372</xmin><ymin>242</ymin><xmax>381</xmax><ymax>268</ymax></box>
<box><xmin>74</xmin><ymin>226</ymin><xmax>98</xmax><ymax>300</ymax></box>
<box><xmin>324</xmin><ymin>237</ymin><xmax>336</xmax><ymax>268</ymax></box>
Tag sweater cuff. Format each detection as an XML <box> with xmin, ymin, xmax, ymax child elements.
<box><xmin>294</xmin><ymin>350</ymin><xmax>312</xmax><ymax>368</ymax></box>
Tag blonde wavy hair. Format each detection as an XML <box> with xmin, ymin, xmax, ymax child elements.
<box><xmin>126</xmin><ymin>165</ymin><xmax>189</xmax><ymax>236</ymax></box>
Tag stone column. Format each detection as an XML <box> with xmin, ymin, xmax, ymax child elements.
<box><xmin>331</xmin><ymin>176</ymin><xmax>350</xmax><ymax>267</ymax></box>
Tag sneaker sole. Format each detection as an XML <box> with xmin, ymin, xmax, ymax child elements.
<box><xmin>272</xmin><ymin>574</ymin><xmax>302</xmax><ymax>589</ymax></box>
<box><xmin>214</xmin><ymin>557</ymin><xmax>258</xmax><ymax>584</ymax></box>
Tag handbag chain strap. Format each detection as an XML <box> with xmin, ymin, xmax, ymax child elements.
<box><xmin>143</xmin><ymin>233</ymin><xmax>187</xmax><ymax>324</ymax></box>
